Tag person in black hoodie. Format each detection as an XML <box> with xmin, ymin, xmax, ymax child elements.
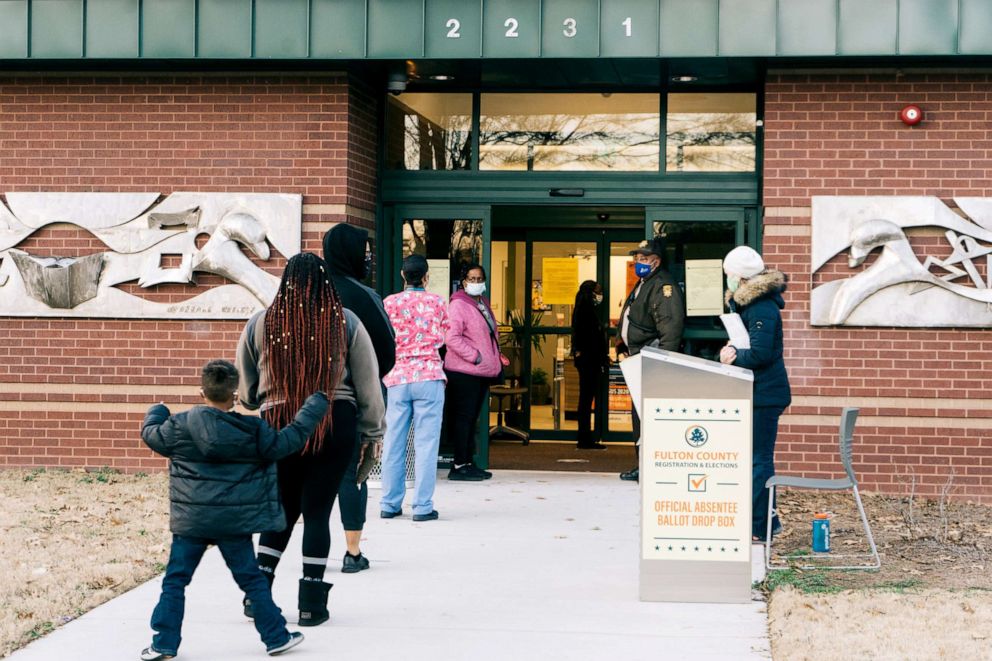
<box><xmin>139</xmin><ymin>359</ymin><xmax>327</xmax><ymax>661</ymax></box>
<box><xmin>322</xmin><ymin>224</ymin><xmax>394</xmax><ymax>573</ymax></box>
<box><xmin>719</xmin><ymin>246</ymin><xmax>792</xmax><ymax>543</ymax></box>
<box><xmin>570</xmin><ymin>280</ymin><xmax>609</xmax><ymax>450</ymax></box>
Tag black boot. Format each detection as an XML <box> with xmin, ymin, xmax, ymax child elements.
<box><xmin>244</xmin><ymin>569</ymin><xmax>275</xmax><ymax>619</ymax></box>
<box><xmin>297</xmin><ymin>578</ymin><xmax>332</xmax><ymax>627</ymax></box>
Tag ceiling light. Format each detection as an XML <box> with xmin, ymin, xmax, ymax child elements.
<box><xmin>429</xmin><ymin>74</ymin><xmax>455</xmax><ymax>81</ymax></box>
<box><xmin>671</xmin><ymin>75</ymin><xmax>698</xmax><ymax>83</ymax></box>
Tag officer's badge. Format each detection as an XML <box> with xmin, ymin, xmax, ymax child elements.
<box><xmin>662</xmin><ymin>284</ymin><xmax>673</xmax><ymax>297</ymax></box>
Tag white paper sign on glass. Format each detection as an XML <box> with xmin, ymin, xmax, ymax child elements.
<box><xmin>641</xmin><ymin>398</ymin><xmax>752</xmax><ymax>563</ymax></box>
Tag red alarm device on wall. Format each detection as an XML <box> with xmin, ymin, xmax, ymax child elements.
<box><xmin>899</xmin><ymin>104</ymin><xmax>923</xmax><ymax>125</ymax></box>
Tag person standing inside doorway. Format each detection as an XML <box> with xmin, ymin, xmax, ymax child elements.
<box><xmin>443</xmin><ymin>263</ymin><xmax>506</xmax><ymax>481</ymax></box>
<box><xmin>614</xmin><ymin>237</ymin><xmax>685</xmax><ymax>482</ymax></box>
<box><xmin>719</xmin><ymin>246</ymin><xmax>791</xmax><ymax>542</ymax></box>
<box><xmin>379</xmin><ymin>255</ymin><xmax>449</xmax><ymax>521</ymax></box>
<box><xmin>322</xmin><ymin>224</ymin><xmax>395</xmax><ymax>573</ymax></box>
<box><xmin>571</xmin><ymin>280</ymin><xmax>609</xmax><ymax>450</ymax></box>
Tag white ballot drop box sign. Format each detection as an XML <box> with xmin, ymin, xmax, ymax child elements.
<box><xmin>636</xmin><ymin>347</ymin><xmax>754</xmax><ymax>603</ymax></box>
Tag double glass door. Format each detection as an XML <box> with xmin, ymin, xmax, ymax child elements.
<box><xmin>490</xmin><ymin>230</ymin><xmax>642</xmax><ymax>442</ymax></box>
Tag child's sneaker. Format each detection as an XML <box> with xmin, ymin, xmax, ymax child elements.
<box><xmin>139</xmin><ymin>646</ymin><xmax>174</xmax><ymax>660</ymax></box>
<box><xmin>267</xmin><ymin>631</ymin><xmax>304</xmax><ymax>656</ymax></box>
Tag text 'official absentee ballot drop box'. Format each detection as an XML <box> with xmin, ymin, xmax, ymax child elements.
<box><xmin>634</xmin><ymin>347</ymin><xmax>754</xmax><ymax>603</ymax></box>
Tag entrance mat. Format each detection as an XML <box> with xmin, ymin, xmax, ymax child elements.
<box><xmin>488</xmin><ymin>440</ymin><xmax>635</xmax><ymax>473</ymax></box>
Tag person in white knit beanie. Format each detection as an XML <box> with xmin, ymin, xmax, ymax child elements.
<box><xmin>719</xmin><ymin>245</ymin><xmax>791</xmax><ymax>542</ymax></box>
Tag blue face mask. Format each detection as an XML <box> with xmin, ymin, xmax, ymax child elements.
<box><xmin>634</xmin><ymin>262</ymin><xmax>654</xmax><ymax>279</ymax></box>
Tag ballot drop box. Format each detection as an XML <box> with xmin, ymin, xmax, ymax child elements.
<box><xmin>636</xmin><ymin>347</ymin><xmax>754</xmax><ymax>603</ymax></box>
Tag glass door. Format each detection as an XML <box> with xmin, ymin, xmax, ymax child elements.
<box><xmin>490</xmin><ymin>228</ymin><xmax>641</xmax><ymax>443</ymax></box>
<box><xmin>646</xmin><ymin>207</ymin><xmax>752</xmax><ymax>360</ymax></box>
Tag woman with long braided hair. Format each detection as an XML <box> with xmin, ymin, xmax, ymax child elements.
<box><xmin>236</xmin><ymin>253</ymin><xmax>385</xmax><ymax>627</ymax></box>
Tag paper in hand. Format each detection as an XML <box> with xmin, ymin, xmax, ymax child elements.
<box><xmin>719</xmin><ymin>313</ymin><xmax>751</xmax><ymax>349</ymax></box>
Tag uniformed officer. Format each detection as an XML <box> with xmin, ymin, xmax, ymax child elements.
<box><xmin>614</xmin><ymin>236</ymin><xmax>685</xmax><ymax>482</ymax></box>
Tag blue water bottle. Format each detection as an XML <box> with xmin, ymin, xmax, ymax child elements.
<box><xmin>812</xmin><ymin>512</ymin><xmax>831</xmax><ymax>553</ymax></box>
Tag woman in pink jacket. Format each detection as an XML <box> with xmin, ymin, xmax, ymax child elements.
<box><xmin>443</xmin><ymin>263</ymin><xmax>506</xmax><ymax>481</ymax></box>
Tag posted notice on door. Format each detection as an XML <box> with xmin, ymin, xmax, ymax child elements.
<box><xmin>641</xmin><ymin>398</ymin><xmax>751</xmax><ymax>562</ymax></box>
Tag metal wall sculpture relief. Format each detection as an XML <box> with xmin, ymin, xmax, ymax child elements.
<box><xmin>811</xmin><ymin>196</ymin><xmax>992</xmax><ymax>327</ymax></box>
<box><xmin>0</xmin><ymin>192</ymin><xmax>301</xmax><ymax>319</ymax></box>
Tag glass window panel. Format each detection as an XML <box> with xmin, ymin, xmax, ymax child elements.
<box><xmin>608</xmin><ymin>241</ymin><xmax>640</xmax><ymax>328</ymax></box>
<box><xmin>652</xmin><ymin>219</ymin><xmax>738</xmax><ymax>360</ymax></box>
<box><xmin>530</xmin><ymin>242</ymin><xmax>597</xmax><ymax>327</ymax></box>
<box><xmin>530</xmin><ymin>333</ymin><xmax>572</xmax><ymax>432</ymax></box>
<box><xmin>491</xmin><ymin>240</ymin><xmax>526</xmax><ymax>325</ymax></box>
<box><xmin>402</xmin><ymin>218</ymin><xmax>483</xmax><ymax>298</ymax></box>
<box><xmin>666</xmin><ymin>93</ymin><xmax>756</xmax><ymax>172</ymax></box>
<box><xmin>480</xmin><ymin>93</ymin><xmax>660</xmax><ymax>171</ymax></box>
<box><xmin>606</xmin><ymin>358</ymin><xmax>633</xmax><ymax>434</ymax></box>
<box><xmin>385</xmin><ymin>94</ymin><xmax>472</xmax><ymax>170</ymax></box>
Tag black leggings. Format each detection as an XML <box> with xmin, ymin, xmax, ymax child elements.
<box><xmin>258</xmin><ymin>400</ymin><xmax>358</xmax><ymax>569</ymax></box>
<box><xmin>576</xmin><ymin>361</ymin><xmax>602</xmax><ymax>443</ymax></box>
<box><xmin>443</xmin><ymin>370</ymin><xmax>489</xmax><ymax>466</ymax></box>
<box><xmin>336</xmin><ymin>438</ymin><xmax>368</xmax><ymax>531</ymax></box>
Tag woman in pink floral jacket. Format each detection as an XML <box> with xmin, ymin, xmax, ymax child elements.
<box><xmin>379</xmin><ymin>255</ymin><xmax>449</xmax><ymax>521</ymax></box>
<box><xmin>443</xmin><ymin>263</ymin><xmax>506</xmax><ymax>481</ymax></box>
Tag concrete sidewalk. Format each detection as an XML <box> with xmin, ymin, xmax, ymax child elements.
<box><xmin>10</xmin><ymin>471</ymin><xmax>769</xmax><ymax>661</ymax></box>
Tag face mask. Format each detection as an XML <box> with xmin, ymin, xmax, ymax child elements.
<box><xmin>363</xmin><ymin>253</ymin><xmax>373</xmax><ymax>279</ymax></box>
<box><xmin>593</xmin><ymin>294</ymin><xmax>604</xmax><ymax>305</ymax></box>
<box><xmin>727</xmin><ymin>275</ymin><xmax>741</xmax><ymax>294</ymax></box>
<box><xmin>634</xmin><ymin>262</ymin><xmax>653</xmax><ymax>279</ymax></box>
<box><xmin>465</xmin><ymin>282</ymin><xmax>486</xmax><ymax>297</ymax></box>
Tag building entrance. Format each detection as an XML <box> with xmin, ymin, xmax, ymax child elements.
<box><xmin>387</xmin><ymin>203</ymin><xmax>753</xmax><ymax>471</ymax></box>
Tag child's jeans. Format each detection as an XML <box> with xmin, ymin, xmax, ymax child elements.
<box><xmin>149</xmin><ymin>534</ymin><xmax>290</xmax><ymax>655</ymax></box>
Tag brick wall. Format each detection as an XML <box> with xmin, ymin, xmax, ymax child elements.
<box><xmin>0</xmin><ymin>73</ymin><xmax>378</xmax><ymax>470</ymax></box>
<box><xmin>764</xmin><ymin>72</ymin><xmax>992</xmax><ymax>502</ymax></box>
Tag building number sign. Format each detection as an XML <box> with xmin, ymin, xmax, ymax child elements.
<box><xmin>443</xmin><ymin>17</ymin><xmax>637</xmax><ymax>39</ymax></box>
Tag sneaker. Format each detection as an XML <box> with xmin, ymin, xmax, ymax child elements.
<box><xmin>619</xmin><ymin>467</ymin><xmax>639</xmax><ymax>482</ymax></box>
<box><xmin>140</xmin><ymin>647</ymin><xmax>174</xmax><ymax>661</ymax></box>
<box><xmin>267</xmin><ymin>631</ymin><xmax>304</xmax><ymax>656</ymax></box>
<box><xmin>380</xmin><ymin>509</ymin><xmax>402</xmax><ymax>519</ymax></box>
<box><xmin>468</xmin><ymin>463</ymin><xmax>493</xmax><ymax>479</ymax></box>
<box><xmin>342</xmin><ymin>552</ymin><xmax>370</xmax><ymax>573</ymax></box>
<box><xmin>447</xmin><ymin>465</ymin><xmax>484</xmax><ymax>481</ymax></box>
<box><xmin>412</xmin><ymin>510</ymin><xmax>439</xmax><ymax>522</ymax></box>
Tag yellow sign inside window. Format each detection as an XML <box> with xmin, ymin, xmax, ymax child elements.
<box><xmin>541</xmin><ymin>257</ymin><xmax>579</xmax><ymax>305</ymax></box>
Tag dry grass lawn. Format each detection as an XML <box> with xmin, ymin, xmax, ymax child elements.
<box><xmin>0</xmin><ymin>468</ymin><xmax>170</xmax><ymax>658</ymax></box>
<box><xmin>769</xmin><ymin>588</ymin><xmax>992</xmax><ymax>660</ymax></box>
<box><xmin>763</xmin><ymin>489</ymin><xmax>992</xmax><ymax>660</ymax></box>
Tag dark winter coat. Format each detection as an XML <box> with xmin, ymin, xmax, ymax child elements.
<box><xmin>571</xmin><ymin>299</ymin><xmax>608</xmax><ymax>371</ymax></box>
<box><xmin>617</xmin><ymin>266</ymin><xmax>685</xmax><ymax>355</ymax></box>
<box><xmin>726</xmin><ymin>270</ymin><xmax>792</xmax><ymax>409</ymax></box>
<box><xmin>141</xmin><ymin>393</ymin><xmax>329</xmax><ymax>538</ymax></box>
<box><xmin>322</xmin><ymin>224</ymin><xmax>396</xmax><ymax>378</ymax></box>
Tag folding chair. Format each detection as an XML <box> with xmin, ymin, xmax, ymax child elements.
<box><xmin>765</xmin><ymin>407</ymin><xmax>881</xmax><ymax>571</ymax></box>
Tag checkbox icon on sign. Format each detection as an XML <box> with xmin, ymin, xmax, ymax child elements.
<box><xmin>688</xmin><ymin>474</ymin><xmax>708</xmax><ymax>492</ymax></box>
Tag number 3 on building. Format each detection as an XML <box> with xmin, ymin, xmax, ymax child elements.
<box><xmin>562</xmin><ymin>17</ymin><xmax>577</xmax><ymax>38</ymax></box>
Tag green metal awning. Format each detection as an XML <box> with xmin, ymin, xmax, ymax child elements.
<box><xmin>0</xmin><ymin>0</ymin><xmax>988</xmax><ymax>61</ymax></box>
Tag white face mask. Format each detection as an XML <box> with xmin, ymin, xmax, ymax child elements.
<box><xmin>465</xmin><ymin>282</ymin><xmax>486</xmax><ymax>296</ymax></box>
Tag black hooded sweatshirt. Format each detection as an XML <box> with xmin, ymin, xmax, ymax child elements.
<box><xmin>322</xmin><ymin>224</ymin><xmax>396</xmax><ymax>378</ymax></box>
